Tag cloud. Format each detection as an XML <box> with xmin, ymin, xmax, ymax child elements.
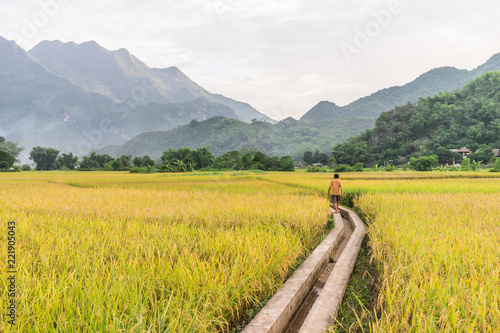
<box><xmin>1</xmin><ymin>0</ymin><xmax>499</xmax><ymax>120</ymax></box>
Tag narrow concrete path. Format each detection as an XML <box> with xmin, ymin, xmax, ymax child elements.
<box><xmin>282</xmin><ymin>213</ymin><xmax>353</xmax><ymax>332</ymax></box>
<box><xmin>243</xmin><ymin>206</ymin><xmax>366</xmax><ymax>333</ymax></box>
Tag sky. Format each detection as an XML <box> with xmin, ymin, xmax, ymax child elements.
<box><xmin>1</xmin><ymin>0</ymin><xmax>500</xmax><ymax>120</ymax></box>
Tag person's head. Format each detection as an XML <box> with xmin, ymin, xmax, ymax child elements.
<box><xmin>334</xmin><ymin>173</ymin><xmax>339</xmax><ymax>179</ymax></box>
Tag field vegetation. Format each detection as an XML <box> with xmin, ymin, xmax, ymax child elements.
<box><xmin>1</xmin><ymin>171</ymin><xmax>499</xmax><ymax>332</ymax></box>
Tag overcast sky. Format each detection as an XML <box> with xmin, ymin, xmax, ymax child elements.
<box><xmin>1</xmin><ymin>0</ymin><xmax>499</xmax><ymax>120</ymax></box>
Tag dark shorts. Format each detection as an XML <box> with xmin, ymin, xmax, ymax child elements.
<box><xmin>331</xmin><ymin>195</ymin><xmax>341</xmax><ymax>204</ymax></box>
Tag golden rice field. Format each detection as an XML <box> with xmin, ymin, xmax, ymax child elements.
<box><xmin>1</xmin><ymin>170</ymin><xmax>499</xmax><ymax>332</ymax></box>
<box><xmin>0</xmin><ymin>171</ymin><xmax>330</xmax><ymax>332</ymax></box>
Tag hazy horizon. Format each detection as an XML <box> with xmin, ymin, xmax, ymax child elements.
<box><xmin>1</xmin><ymin>0</ymin><xmax>500</xmax><ymax>120</ymax></box>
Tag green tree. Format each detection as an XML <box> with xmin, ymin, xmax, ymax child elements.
<box><xmin>189</xmin><ymin>148</ymin><xmax>214</xmax><ymax>169</ymax></box>
<box><xmin>352</xmin><ymin>162</ymin><xmax>364</xmax><ymax>172</ymax></box>
<box><xmin>58</xmin><ymin>153</ymin><xmax>78</xmax><ymax>170</ymax></box>
<box><xmin>29</xmin><ymin>147</ymin><xmax>60</xmax><ymax>170</ymax></box>
<box><xmin>241</xmin><ymin>153</ymin><xmax>254</xmax><ymax>169</ymax></box>
<box><xmin>0</xmin><ymin>151</ymin><xmax>15</xmax><ymax>169</ymax></box>
<box><xmin>80</xmin><ymin>152</ymin><xmax>114</xmax><ymax>169</ymax></box>
<box><xmin>490</xmin><ymin>158</ymin><xmax>500</xmax><ymax>172</ymax></box>
<box><xmin>215</xmin><ymin>151</ymin><xmax>240</xmax><ymax>169</ymax></box>
<box><xmin>279</xmin><ymin>156</ymin><xmax>295</xmax><ymax>171</ymax></box>
<box><xmin>468</xmin><ymin>145</ymin><xmax>495</xmax><ymax>164</ymax></box>
<box><xmin>409</xmin><ymin>155</ymin><xmax>438</xmax><ymax>171</ymax></box>
<box><xmin>112</xmin><ymin>155</ymin><xmax>132</xmax><ymax>170</ymax></box>
<box><xmin>0</xmin><ymin>137</ymin><xmax>24</xmax><ymax>160</ymax></box>
<box><xmin>303</xmin><ymin>151</ymin><xmax>313</xmax><ymax>165</ymax></box>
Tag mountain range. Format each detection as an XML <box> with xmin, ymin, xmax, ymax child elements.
<box><xmin>1</xmin><ymin>35</ymin><xmax>499</xmax><ymax>162</ymax></box>
<box><xmin>101</xmin><ymin>54</ymin><xmax>500</xmax><ymax>161</ymax></box>
<box><xmin>301</xmin><ymin>53</ymin><xmax>500</xmax><ymax>121</ymax></box>
<box><xmin>0</xmin><ymin>37</ymin><xmax>272</xmax><ymax>161</ymax></box>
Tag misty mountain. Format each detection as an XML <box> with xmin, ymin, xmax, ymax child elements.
<box><xmin>301</xmin><ymin>53</ymin><xmax>500</xmax><ymax>121</ymax></box>
<box><xmin>28</xmin><ymin>40</ymin><xmax>272</xmax><ymax>123</ymax></box>
<box><xmin>98</xmin><ymin>116</ymin><xmax>375</xmax><ymax>161</ymax></box>
<box><xmin>0</xmin><ymin>37</ymin><xmax>273</xmax><ymax>161</ymax></box>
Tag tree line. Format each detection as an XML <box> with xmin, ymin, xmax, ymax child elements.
<box><xmin>23</xmin><ymin>146</ymin><xmax>295</xmax><ymax>172</ymax></box>
<box><xmin>330</xmin><ymin>72</ymin><xmax>500</xmax><ymax>168</ymax></box>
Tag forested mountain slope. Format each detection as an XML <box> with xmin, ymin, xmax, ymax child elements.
<box><xmin>332</xmin><ymin>72</ymin><xmax>500</xmax><ymax>166</ymax></box>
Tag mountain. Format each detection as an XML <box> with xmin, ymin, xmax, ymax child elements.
<box><xmin>28</xmin><ymin>40</ymin><xmax>272</xmax><ymax>123</ymax></box>
<box><xmin>98</xmin><ymin>115</ymin><xmax>375</xmax><ymax>161</ymax></box>
<box><xmin>0</xmin><ymin>37</ymin><xmax>273</xmax><ymax>162</ymax></box>
<box><xmin>0</xmin><ymin>37</ymin><xmax>122</xmax><ymax>157</ymax></box>
<box><xmin>331</xmin><ymin>72</ymin><xmax>500</xmax><ymax>166</ymax></box>
<box><xmin>301</xmin><ymin>54</ymin><xmax>500</xmax><ymax>121</ymax></box>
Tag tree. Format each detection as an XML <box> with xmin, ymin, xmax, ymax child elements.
<box><xmin>0</xmin><ymin>137</ymin><xmax>24</xmax><ymax>160</ymax></box>
<box><xmin>133</xmin><ymin>155</ymin><xmax>156</xmax><ymax>168</ymax></box>
<box><xmin>215</xmin><ymin>151</ymin><xmax>240</xmax><ymax>169</ymax></box>
<box><xmin>80</xmin><ymin>152</ymin><xmax>114</xmax><ymax>169</ymax></box>
<box><xmin>112</xmin><ymin>155</ymin><xmax>132</xmax><ymax>170</ymax></box>
<box><xmin>189</xmin><ymin>148</ymin><xmax>215</xmax><ymax>169</ymax></box>
<box><xmin>241</xmin><ymin>153</ymin><xmax>254</xmax><ymax>169</ymax></box>
<box><xmin>303</xmin><ymin>151</ymin><xmax>313</xmax><ymax>165</ymax></box>
<box><xmin>279</xmin><ymin>156</ymin><xmax>295</xmax><ymax>171</ymax></box>
<box><xmin>468</xmin><ymin>145</ymin><xmax>495</xmax><ymax>164</ymax></box>
<box><xmin>29</xmin><ymin>147</ymin><xmax>60</xmax><ymax>170</ymax></box>
<box><xmin>0</xmin><ymin>151</ymin><xmax>15</xmax><ymax>169</ymax></box>
<box><xmin>132</xmin><ymin>156</ymin><xmax>143</xmax><ymax>168</ymax></box>
<box><xmin>409</xmin><ymin>155</ymin><xmax>438</xmax><ymax>171</ymax></box>
<box><xmin>264</xmin><ymin>156</ymin><xmax>280</xmax><ymax>171</ymax></box>
<box><xmin>58</xmin><ymin>153</ymin><xmax>78</xmax><ymax>170</ymax></box>
<box><xmin>352</xmin><ymin>162</ymin><xmax>364</xmax><ymax>172</ymax></box>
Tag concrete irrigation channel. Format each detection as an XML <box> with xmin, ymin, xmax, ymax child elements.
<box><xmin>242</xmin><ymin>206</ymin><xmax>366</xmax><ymax>333</ymax></box>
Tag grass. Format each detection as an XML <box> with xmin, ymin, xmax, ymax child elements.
<box><xmin>0</xmin><ymin>172</ymin><xmax>330</xmax><ymax>332</ymax></box>
<box><xmin>1</xmin><ymin>171</ymin><xmax>499</xmax><ymax>332</ymax></box>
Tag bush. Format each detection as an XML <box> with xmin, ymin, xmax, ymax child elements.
<box><xmin>351</xmin><ymin>162</ymin><xmax>364</xmax><ymax>172</ymax></box>
<box><xmin>490</xmin><ymin>158</ymin><xmax>500</xmax><ymax>172</ymax></box>
<box><xmin>334</xmin><ymin>164</ymin><xmax>351</xmax><ymax>172</ymax></box>
<box><xmin>384</xmin><ymin>163</ymin><xmax>396</xmax><ymax>172</ymax></box>
<box><xmin>22</xmin><ymin>164</ymin><xmax>31</xmax><ymax>171</ymax></box>
<box><xmin>409</xmin><ymin>155</ymin><xmax>438</xmax><ymax>171</ymax></box>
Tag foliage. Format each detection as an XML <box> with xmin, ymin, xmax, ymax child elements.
<box><xmin>409</xmin><ymin>155</ymin><xmax>438</xmax><ymax>171</ymax></box>
<box><xmin>57</xmin><ymin>152</ymin><xmax>79</xmax><ymax>170</ymax></box>
<box><xmin>279</xmin><ymin>156</ymin><xmax>295</xmax><ymax>172</ymax></box>
<box><xmin>100</xmin><ymin>116</ymin><xmax>375</xmax><ymax>162</ymax></box>
<box><xmin>468</xmin><ymin>144</ymin><xmax>495</xmax><ymax>164</ymax></box>
<box><xmin>470</xmin><ymin>159</ymin><xmax>482</xmax><ymax>171</ymax></box>
<box><xmin>161</xmin><ymin>147</ymin><xmax>214</xmax><ymax>170</ymax></box>
<box><xmin>490</xmin><ymin>158</ymin><xmax>500</xmax><ymax>172</ymax></box>
<box><xmin>0</xmin><ymin>150</ymin><xmax>15</xmax><ymax>169</ymax></box>
<box><xmin>332</xmin><ymin>72</ymin><xmax>500</xmax><ymax>166</ymax></box>
<box><xmin>383</xmin><ymin>163</ymin><xmax>396</xmax><ymax>172</ymax></box>
<box><xmin>351</xmin><ymin>162</ymin><xmax>364</xmax><ymax>172</ymax></box>
<box><xmin>305</xmin><ymin>165</ymin><xmax>328</xmax><ymax>173</ymax></box>
<box><xmin>0</xmin><ymin>171</ymin><xmax>329</xmax><ymax>332</ymax></box>
<box><xmin>303</xmin><ymin>150</ymin><xmax>329</xmax><ymax>165</ymax></box>
<box><xmin>356</xmin><ymin>191</ymin><xmax>500</xmax><ymax>331</ymax></box>
<box><xmin>112</xmin><ymin>155</ymin><xmax>132</xmax><ymax>171</ymax></box>
<box><xmin>80</xmin><ymin>151</ymin><xmax>115</xmax><ymax>169</ymax></box>
<box><xmin>29</xmin><ymin>146</ymin><xmax>60</xmax><ymax>170</ymax></box>
<box><xmin>132</xmin><ymin>155</ymin><xmax>155</xmax><ymax>168</ymax></box>
<box><xmin>213</xmin><ymin>149</ymin><xmax>294</xmax><ymax>172</ymax></box>
<box><xmin>0</xmin><ymin>136</ymin><xmax>23</xmax><ymax>159</ymax></box>
<box><xmin>334</xmin><ymin>164</ymin><xmax>351</xmax><ymax>172</ymax></box>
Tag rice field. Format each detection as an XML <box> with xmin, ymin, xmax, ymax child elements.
<box><xmin>0</xmin><ymin>171</ymin><xmax>330</xmax><ymax>332</ymax></box>
<box><xmin>1</xmin><ymin>170</ymin><xmax>499</xmax><ymax>332</ymax></box>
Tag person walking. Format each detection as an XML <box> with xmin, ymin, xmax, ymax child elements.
<box><xmin>328</xmin><ymin>173</ymin><xmax>343</xmax><ymax>214</ymax></box>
